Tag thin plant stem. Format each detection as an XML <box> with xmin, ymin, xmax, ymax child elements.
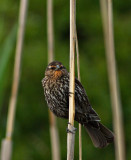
<box><xmin>67</xmin><ymin>0</ymin><xmax>76</xmax><ymax>159</ymax></box>
<box><xmin>69</xmin><ymin>0</ymin><xmax>76</xmax><ymax>128</ymax></box>
<box><xmin>100</xmin><ymin>0</ymin><xmax>126</xmax><ymax>160</ymax></box>
<box><xmin>79</xmin><ymin>124</ymin><xmax>82</xmax><ymax>160</ymax></box>
<box><xmin>76</xmin><ymin>29</ymin><xmax>82</xmax><ymax>160</ymax></box>
<box><xmin>47</xmin><ymin>0</ymin><xmax>60</xmax><ymax>160</ymax></box>
<box><xmin>47</xmin><ymin>0</ymin><xmax>54</xmax><ymax>62</ymax></box>
<box><xmin>6</xmin><ymin>0</ymin><xmax>28</xmax><ymax>139</ymax></box>
<box><xmin>1</xmin><ymin>0</ymin><xmax>28</xmax><ymax>160</ymax></box>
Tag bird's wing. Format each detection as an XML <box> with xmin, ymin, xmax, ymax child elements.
<box><xmin>75</xmin><ymin>78</ymin><xmax>101</xmax><ymax>122</ymax></box>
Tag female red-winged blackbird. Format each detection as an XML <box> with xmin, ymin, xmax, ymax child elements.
<box><xmin>42</xmin><ymin>61</ymin><xmax>114</xmax><ymax>148</ymax></box>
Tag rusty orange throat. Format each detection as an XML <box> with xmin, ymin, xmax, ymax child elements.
<box><xmin>54</xmin><ymin>70</ymin><xmax>63</xmax><ymax>78</ymax></box>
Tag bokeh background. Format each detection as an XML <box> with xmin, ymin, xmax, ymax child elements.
<box><xmin>0</xmin><ymin>0</ymin><xmax>131</xmax><ymax>159</ymax></box>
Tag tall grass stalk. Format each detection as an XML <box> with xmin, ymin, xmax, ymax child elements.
<box><xmin>0</xmin><ymin>0</ymin><xmax>28</xmax><ymax>160</ymax></box>
<box><xmin>76</xmin><ymin>30</ymin><xmax>82</xmax><ymax>160</ymax></box>
<box><xmin>100</xmin><ymin>0</ymin><xmax>125</xmax><ymax>160</ymax></box>
<box><xmin>67</xmin><ymin>0</ymin><xmax>76</xmax><ymax>159</ymax></box>
<box><xmin>47</xmin><ymin>0</ymin><xmax>60</xmax><ymax>160</ymax></box>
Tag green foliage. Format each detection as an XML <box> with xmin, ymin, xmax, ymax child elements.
<box><xmin>0</xmin><ymin>25</ymin><xmax>16</xmax><ymax>106</ymax></box>
<box><xmin>0</xmin><ymin>24</ymin><xmax>16</xmax><ymax>84</ymax></box>
<box><xmin>0</xmin><ymin>0</ymin><xmax>130</xmax><ymax>160</ymax></box>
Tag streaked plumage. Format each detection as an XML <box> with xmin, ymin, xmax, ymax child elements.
<box><xmin>42</xmin><ymin>61</ymin><xmax>114</xmax><ymax>148</ymax></box>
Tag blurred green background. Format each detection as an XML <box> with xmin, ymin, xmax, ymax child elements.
<box><xmin>0</xmin><ymin>0</ymin><xmax>131</xmax><ymax>159</ymax></box>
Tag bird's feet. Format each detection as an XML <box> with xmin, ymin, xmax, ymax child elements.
<box><xmin>66</xmin><ymin>122</ymin><xmax>77</xmax><ymax>134</ymax></box>
<box><xmin>69</xmin><ymin>92</ymin><xmax>74</xmax><ymax>97</ymax></box>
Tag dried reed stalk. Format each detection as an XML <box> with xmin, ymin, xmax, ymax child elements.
<box><xmin>76</xmin><ymin>30</ymin><xmax>82</xmax><ymax>160</ymax></box>
<box><xmin>0</xmin><ymin>0</ymin><xmax>28</xmax><ymax>160</ymax></box>
<box><xmin>47</xmin><ymin>0</ymin><xmax>60</xmax><ymax>160</ymax></box>
<box><xmin>100</xmin><ymin>0</ymin><xmax>125</xmax><ymax>160</ymax></box>
<box><xmin>67</xmin><ymin>0</ymin><xmax>76</xmax><ymax>159</ymax></box>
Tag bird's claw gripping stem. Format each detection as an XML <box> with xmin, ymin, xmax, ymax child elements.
<box><xmin>69</xmin><ymin>92</ymin><xmax>74</xmax><ymax>97</ymax></box>
<box><xmin>66</xmin><ymin>122</ymin><xmax>77</xmax><ymax>134</ymax></box>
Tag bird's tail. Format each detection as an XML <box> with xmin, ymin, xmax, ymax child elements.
<box><xmin>84</xmin><ymin>122</ymin><xmax>114</xmax><ymax>148</ymax></box>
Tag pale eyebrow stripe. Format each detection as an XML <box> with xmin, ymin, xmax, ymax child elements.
<box><xmin>48</xmin><ymin>65</ymin><xmax>56</xmax><ymax>68</ymax></box>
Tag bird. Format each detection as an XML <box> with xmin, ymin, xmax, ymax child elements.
<box><xmin>42</xmin><ymin>61</ymin><xmax>114</xmax><ymax>148</ymax></box>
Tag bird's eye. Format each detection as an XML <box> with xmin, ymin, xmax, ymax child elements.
<box><xmin>51</xmin><ymin>67</ymin><xmax>56</xmax><ymax>69</ymax></box>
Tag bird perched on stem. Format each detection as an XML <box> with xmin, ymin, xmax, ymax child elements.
<box><xmin>42</xmin><ymin>61</ymin><xmax>114</xmax><ymax>148</ymax></box>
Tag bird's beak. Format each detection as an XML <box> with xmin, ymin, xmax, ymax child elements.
<box><xmin>55</xmin><ymin>65</ymin><xmax>60</xmax><ymax>71</ymax></box>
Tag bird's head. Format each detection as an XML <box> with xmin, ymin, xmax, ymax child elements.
<box><xmin>45</xmin><ymin>61</ymin><xmax>68</xmax><ymax>79</ymax></box>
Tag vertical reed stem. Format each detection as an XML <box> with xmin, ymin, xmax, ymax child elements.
<box><xmin>47</xmin><ymin>0</ymin><xmax>54</xmax><ymax>62</ymax></box>
<box><xmin>100</xmin><ymin>0</ymin><xmax>126</xmax><ymax>160</ymax></box>
<box><xmin>76</xmin><ymin>30</ymin><xmax>82</xmax><ymax>160</ymax></box>
<box><xmin>0</xmin><ymin>0</ymin><xmax>28</xmax><ymax>160</ymax></box>
<box><xmin>47</xmin><ymin>0</ymin><xmax>60</xmax><ymax>160</ymax></box>
<box><xmin>67</xmin><ymin>0</ymin><xmax>76</xmax><ymax>159</ymax></box>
